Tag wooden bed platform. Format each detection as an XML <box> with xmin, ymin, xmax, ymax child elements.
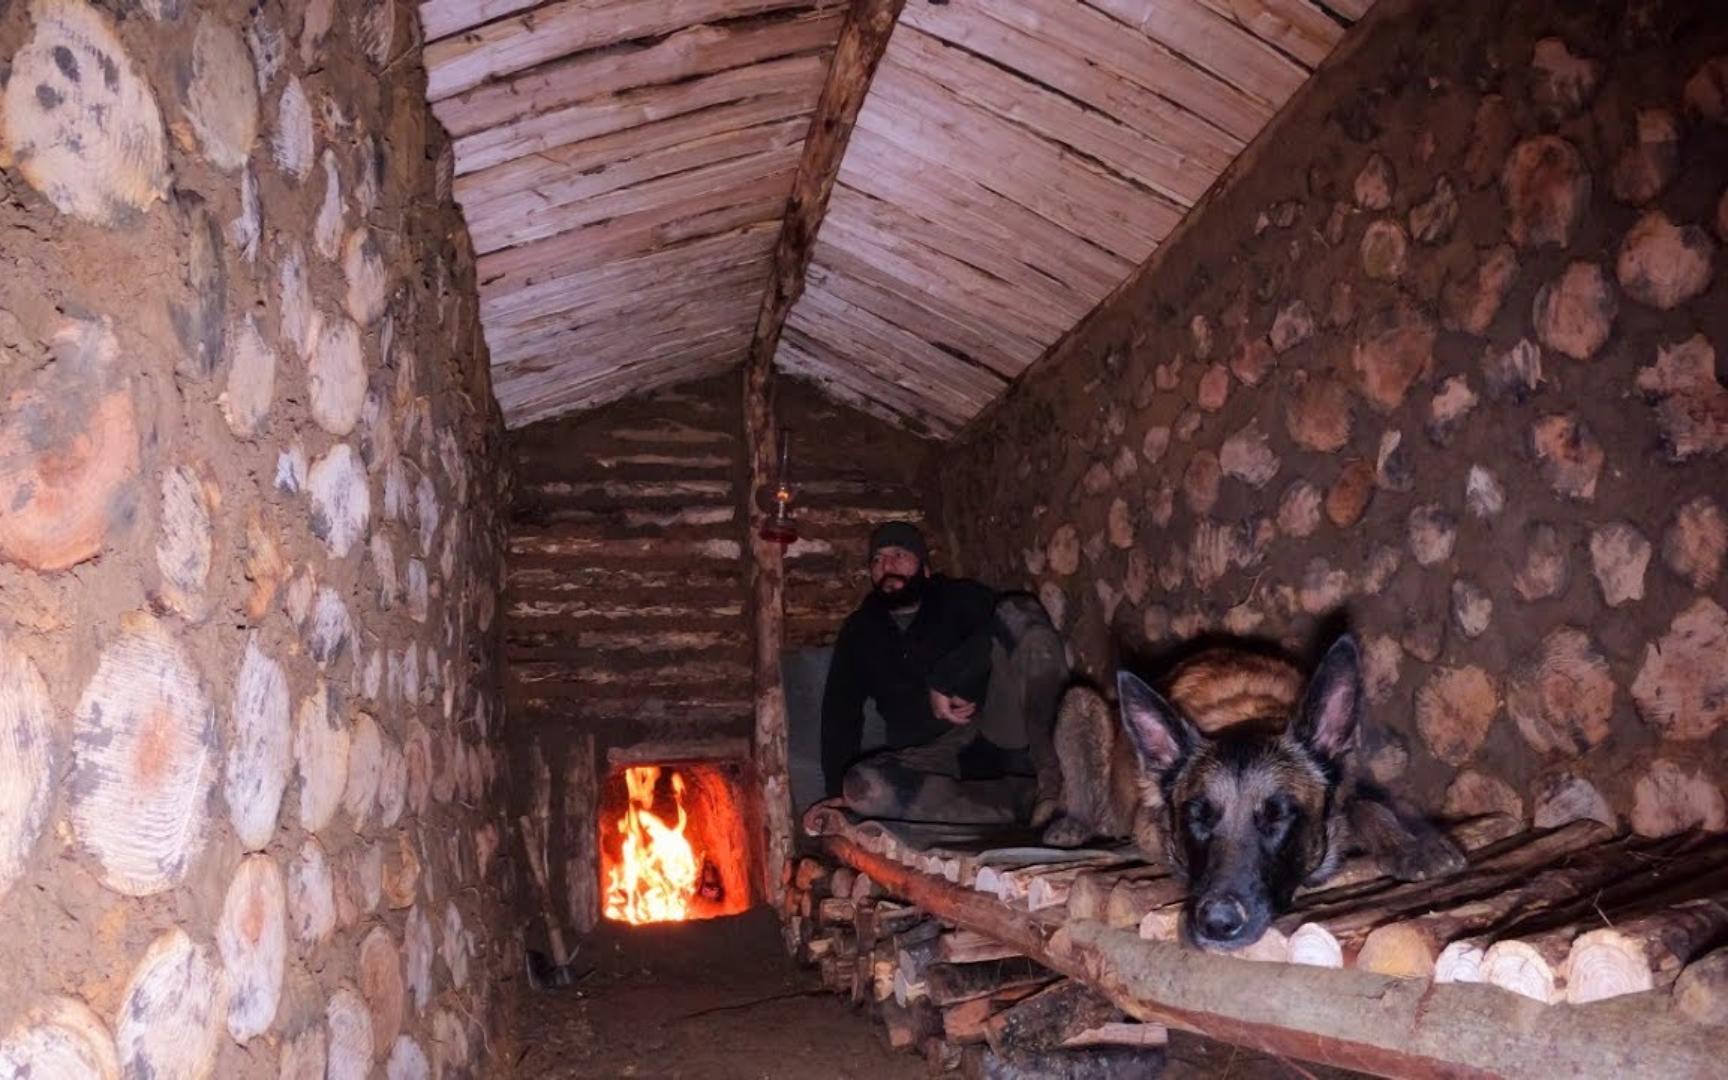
<box><xmin>784</xmin><ymin>805</ymin><xmax>1728</xmax><ymax>1078</ymax></box>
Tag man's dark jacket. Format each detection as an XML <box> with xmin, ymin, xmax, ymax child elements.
<box><xmin>820</xmin><ymin>574</ymin><xmax>996</xmax><ymax>795</ymax></box>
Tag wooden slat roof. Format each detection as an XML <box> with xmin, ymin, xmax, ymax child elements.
<box><xmin>420</xmin><ymin>0</ymin><xmax>1371</xmax><ymax>432</ymax></box>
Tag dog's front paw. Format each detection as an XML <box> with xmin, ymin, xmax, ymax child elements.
<box><xmin>1387</xmin><ymin>835</ymin><xmax>1466</xmax><ymax>881</ymax></box>
<box><xmin>1042</xmin><ymin>815</ymin><xmax>1092</xmax><ymax>848</ymax></box>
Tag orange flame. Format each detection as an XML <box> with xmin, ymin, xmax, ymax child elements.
<box><xmin>604</xmin><ymin>766</ymin><xmax>700</xmax><ymax>924</ymax></box>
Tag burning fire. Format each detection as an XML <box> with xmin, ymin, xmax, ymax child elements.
<box><xmin>604</xmin><ymin>766</ymin><xmax>700</xmax><ymax>925</ymax></box>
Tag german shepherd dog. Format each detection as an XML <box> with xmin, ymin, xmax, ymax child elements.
<box><xmin>1044</xmin><ymin>634</ymin><xmax>1464</xmax><ymax>950</ymax></box>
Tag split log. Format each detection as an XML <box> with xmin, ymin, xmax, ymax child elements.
<box><xmin>344</xmin><ymin>229</ymin><xmax>390</xmax><ymax>327</ymax></box>
<box><xmin>1060</xmin><ymin>1023</ymin><xmax>1169</xmax><ymax>1050</ymax></box>
<box><xmin>348</xmin><ymin>843</ymin><xmax>382</xmax><ymax>914</ymax></box>
<box><xmin>1287</xmin><ymin>923</ymin><xmax>1344</xmax><ymax>968</ymax></box>
<box><xmin>1106</xmin><ymin>874</ymin><xmax>1187</xmax><ymax>929</ymax></box>
<box><xmin>343</xmin><ymin>712</ymin><xmax>383</xmax><ymax>831</ymax></box>
<box><xmin>309</xmin><ymin>317</ymin><xmax>368</xmax><ymax>437</ymax></box>
<box><xmin>181</xmin><ymin>14</ymin><xmax>255</xmax><ymax>168</ymax></box>
<box><xmin>308</xmin><ymin>443</ymin><xmax>372</xmax><ymax>558</ymax></box>
<box><xmin>307</xmin><ymin>588</ymin><xmax>353</xmax><ymax>668</ymax></box>
<box><xmin>0</xmin><ymin>997</ymin><xmax>120</xmax><ymax>1078</ymax></box>
<box><xmin>218</xmin><ymin>854</ymin><xmax>288</xmax><ymax>1043</ymax></box>
<box><xmin>1564</xmin><ymin>899</ymin><xmax>1728</xmax><ymax>1004</ymax></box>
<box><xmin>226</xmin><ymin>637</ymin><xmax>292</xmax><ymax>851</ymax></box>
<box><xmin>820</xmin><ymin>955</ymin><xmax>851</xmax><ymax>993</ymax></box>
<box><xmin>1138</xmin><ymin>904</ymin><xmax>1182</xmax><ymax>943</ymax></box>
<box><xmin>940</xmin><ymin>930</ymin><xmax>1026</xmax><ymax>964</ymax></box>
<box><xmin>873</xmin><ymin>948</ymin><xmax>898</xmax><ymax>1001</ymax></box>
<box><xmin>279</xmin><ymin>1025</ymin><xmax>327</xmax><ymax>1080</ymax></box>
<box><xmin>116</xmin><ymin>929</ymin><xmax>225</xmax><ymax>1080</ymax></box>
<box><xmin>376</xmin><ymin>740</ymin><xmax>407</xmax><ymax>830</ymax></box>
<box><xmin>404</xmin><ymin>722</ymin><xmax>432</xmax><ymax>816</ymax></box>
<box><xmin>241</xmin><ymin>509</ymin><xmax>286</xmax><ymax>620</ymax></box>
<box><xmin>441</xmin><ymin>902</ymin><xmax>472</xmax><ymax>990</ymax></box>
<box><xmin>1214</xmin><ymin>927</ymin><xmax>1291</xmax><ymax>964</ymax></box>
<box><xmin>294</xmin><ymin>681</ymin><xmax>350</xmax><ymax>834</ymax></box>
<box><xmin>405</xmin><ymin>905</ymin><xmax>434</xmax><ymax>1015</ymax></box>
<box><xmin>941</xmin><ymin>996</ymin><xmax>996</xmax><ymax>1044</ymax></box>
<box><xmin>1065</xmin><ymin>870</ymin><xmax>1113</xmax><ymax>922</ymax></box>
<box><xmin>2</xmin><ymin>0</ymin><xmax>168</xmax><ymax>223</ymax></box>
<box><xmin>154</xmin><ymin>465</ymin><xmax>214</xmax><ymax>619</ymax></box>
<box><xmin>382</xmin><ymin>829</ymin><xmax>421</xmax><ymax>909</ymax></box>
<box><xmin>1433</xmin><ymin>940</ymin><xmax>1485</xmax><ymax>984</ymax></box>
<box><xmin>288</xmin><ymin>837</ymin><xmax>336</xmax><ymax>946</ymax></box>
<box><xmin>0</xmin><ymin>319</ymin><xmax>140</xmax><ymax>571</ymax></box>
<box><xmin>926</xmin><ymin>958</ymin><xmax>1053</xmax><ymax>1006</ymax></box>
<box><xmin>832</xmin><ymin>866</ymin><xmax>857</xmax><ymax>898</ymax></box>
<box><xmin>795</xmin><ymin>858</ymin><xmax>831</xmax><ymax>891</ymax></box>
<box><xmin>385</xmin><ymin>1036</ymin><xmax>430</xmax><ymax>1080</ymax></box>
<box><xmin>1482</xmin><ymin>929</ymin><xmax>1578</xmax><ymax>1003</ymax></box>
<box><xmin>0</xmin><ymin>640</ymin><xmax>54</xmax><ymax>904</ymax></box>
<box><xmin>877</xmin><ymin>904</ymin><xmax>929</xmax><ymax>936</ymax></box>
<box><xmin>326</xmin><ymin>986</ymin><xmax>374</xmax><ymax>1080</ymax></box>
<box><xmin>360</xmin><ymin>926</ymin><xmax>406</xmax><ymax>1053</ymax></box>
<box><xmin>273</xmin><ymin>75</ymin><xmax>314</xmax><ymax>181</ymax></box>
<box><xmin>782</xmin><ymin>914</ymin><xmax>811</xmax><ymax>960</ymax></box>
<box><xmin>1026</xmin><ymin>866</ymin><xmax>1091</xmax><ymax>911</ymax></box>
<box><xmin>69</xmin><ymin>612</ymin><xmax>218</xmax><ymax>895</ymax></box>
<box><xmin>880</xmin><ymin>998</ymin><xmax>940</xmax><ymax>1050</ymax></box>
<box><xmin>982</xmin><ymin>979</ymin><xmax>1120</xmax><ymax>1055</ymax></box>
<box><xmin>940</xmin><ymin>982</ymin><xmax>1043</xmax><ymax>1044</ymax></box>
<box><xmin>1674</xmin><ymin>947</ymin><xmax>1728</xmax><ymax>1024</ymax></box>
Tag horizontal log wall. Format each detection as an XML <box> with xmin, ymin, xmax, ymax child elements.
<box><xmin>776</xmin><ymin>379</ymin><xmax>938</xmax><ymax>649</ymax></box>
<box><xmin>0</xmin><ymin>2</ymin><xmax>512</xmax><ymax>1075</ymax></box>
<box><xmin>942</xmin><ymin>0</ymin><xmax>1728</xmax><ymax>834</ymax></box>
<box><xmin>508</xmin><ymin>377</ymin><xmax>754</xmax><ymax>739</ymax></box>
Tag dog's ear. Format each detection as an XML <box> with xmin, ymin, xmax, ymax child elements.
<box><xmin>1117</xmin><ymin>670</ymin><xmax>1194</xmax><ymax>780</ymax></box>
<box><xmin>1291</xmin><ymin>633</ymin><xmax>1362</xmax><ymax>762</ymax></box>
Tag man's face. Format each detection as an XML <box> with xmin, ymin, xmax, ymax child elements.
<box><xmin>869</xmin><ymin>546</ymin><xmax>925</xmax><ymax>599</ymax></box>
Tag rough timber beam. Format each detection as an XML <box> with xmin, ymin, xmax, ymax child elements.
<box><xmin>744</xmin><ymin>0</ymin><xmax>907</xmax><ymax>908</ymax></box>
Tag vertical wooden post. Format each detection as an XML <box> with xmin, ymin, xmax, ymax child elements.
<box><xmin>744</xmin><ymin>361</ymin><xmax>792</xmax><ymax>907</ymax></box>
<box><xmin>742</xmin><ymin>0</ymin><xmax>907</xmax><ymax>907</ymax></box>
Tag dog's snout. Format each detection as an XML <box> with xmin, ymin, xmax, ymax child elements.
<box><xmin>1195</xmin><ymin>895</ymin><xmax>1249</xmax><ymax>944</ymax></box>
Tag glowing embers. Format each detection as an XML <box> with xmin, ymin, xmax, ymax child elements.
<box><xmin>600</xmin><ymin>763</ymin><xmax>751</xmax><ymax>925</ymax></box>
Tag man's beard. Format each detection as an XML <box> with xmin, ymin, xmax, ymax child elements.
<box><xmin>872</xmin><ymin>570</ymin><xmax>927</xmax><ymax>611</ymax></box>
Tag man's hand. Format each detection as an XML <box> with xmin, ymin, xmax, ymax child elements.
<box><xmin>929</xmin><ymin>689</ymin><xmax>977</xmax><ymax>725</ymax></box>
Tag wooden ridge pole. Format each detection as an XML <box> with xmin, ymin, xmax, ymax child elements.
<box><xmin>745</xmin><ymin>0</ymin><xmax>906</xmax><ymax>906</ymax></box>
<box><xmin>826</xmin><ymin>837</ymin><xmax>1728</xmax><ymax>1079</ymax></box>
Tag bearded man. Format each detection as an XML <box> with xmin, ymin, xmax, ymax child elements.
<box><xmin>820</xmin><ymin>522</ymin><xmax>1068</xmax><ymax>827</ymax></box>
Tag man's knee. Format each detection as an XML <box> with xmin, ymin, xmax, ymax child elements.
<box><xmin>842</xmin><ymin>760</ymin><xmax>908</xmax><ymax>816</ymax></box>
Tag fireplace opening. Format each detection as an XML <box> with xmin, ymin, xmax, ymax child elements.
<box><xmin>600</xmin><ymin>760</ymin><xmax>753</xmax><ymax>925</ymax></box>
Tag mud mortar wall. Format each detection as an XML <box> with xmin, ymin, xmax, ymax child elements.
<box><xmin>0</xmin><ymin>1</ymin><xmax>512</xmax><ymax>1076</ymax></box>
<box><xmin>942</xmin><ymin>0</ymin><xmax>1728</xmax><ymax>835</ymax></box>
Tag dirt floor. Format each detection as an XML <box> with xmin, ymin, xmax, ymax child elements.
<box><xmin>510</xmin><ymin>908</ymin><xmax>925</xmax><ymax>1079</ymax></box>
<box><xmin>509</xmin><ymin>908</ymin><xmax>1369</xmax><ymax>1079</ymax></box>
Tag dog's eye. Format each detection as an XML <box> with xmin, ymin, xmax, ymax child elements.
<box><xmin>1257</xmin><ymin>796</ymin><xmax>1295</xmax><ymax>837</ymax></box>
<box><xmin>1182</xmin><ymin>799</ymin><xmax>1217</xmax><ymax>838</ymax></box>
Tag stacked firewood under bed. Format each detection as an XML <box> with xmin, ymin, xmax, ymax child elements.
<box><xmin>780</xmin><ymin>805</ymin><xmax>1728</xmax><ymax>1078</ymax></box>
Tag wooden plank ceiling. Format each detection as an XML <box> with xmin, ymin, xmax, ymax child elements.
<box><xmin>420</xmin><ymin>0</ymin><xmax>1373</xmax><ymax>433</ymax></box>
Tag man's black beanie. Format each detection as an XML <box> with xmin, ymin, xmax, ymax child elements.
<box><xmin>868</xmin><ymin>521</ymin><xmax>928</xmax><ymax>562</ymax></box>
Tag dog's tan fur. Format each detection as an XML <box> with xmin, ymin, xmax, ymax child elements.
<box><xmin>1043</xmin><ymin>648</ymin><xmax>1307</xmax><ymax>856</ymax></box>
